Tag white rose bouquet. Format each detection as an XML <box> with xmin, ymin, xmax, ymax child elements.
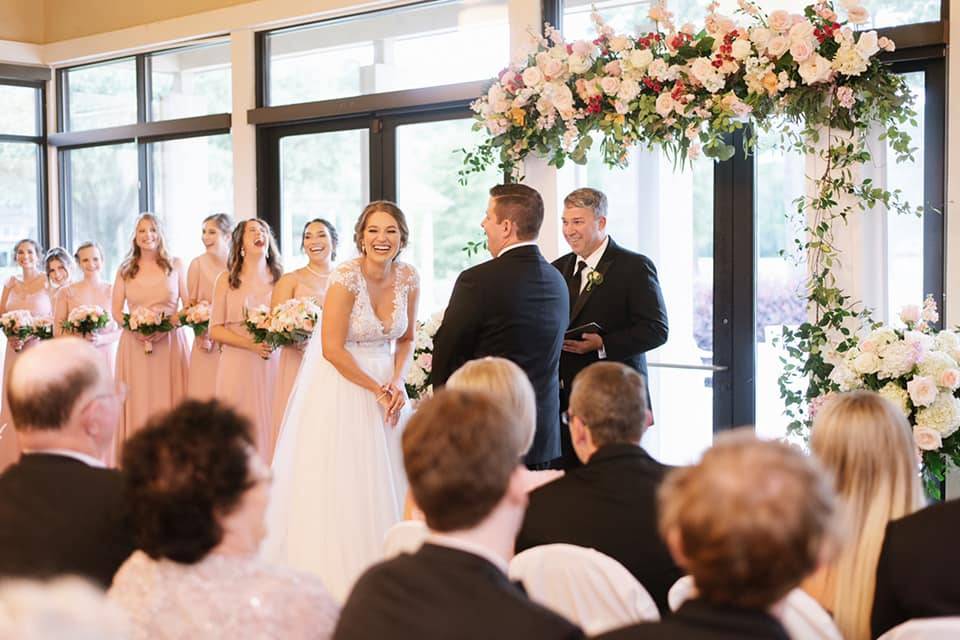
<box><xmin>63</xmin><ymin>305</ymin><xmax>110</xmax><ymax>337</ymax></box>
<box><xmin>123</xmin><ymin>307</ymin><xmax>174</xmax><ymax>354</ymax></box>
<box><xmin>405</xmin><ymin>309</ymin><xmax>444</xmax><ymax>401</ymax></box>
<box><xmin>814</xmin><ymin>296</ymin><xmax>960</xmax><ymax>498</ymax></box>
<box><xmin>0</xmin><ymin>310</ymin><xmax>35</xmax><ymax>351</ymax></box>
<box><xmin>264</xmin><ymin>298</ymin><xmax>321</xmax><ymax>349</ymax></box>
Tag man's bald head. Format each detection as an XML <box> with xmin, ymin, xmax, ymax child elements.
<box><xmin>7</xmin><ymin>338</ymin><xmax>108</xmax><ymax>432</ymax></box>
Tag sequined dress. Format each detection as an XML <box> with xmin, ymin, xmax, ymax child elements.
<box><xmin>109</xmin><ymin>550</ymin><xmax>339</xmax><ymax>640</ymax></box>
<box><xmin>263</xmin><ymin>258</ymin><xmax>417</xmax><ymax>603</ymax></box>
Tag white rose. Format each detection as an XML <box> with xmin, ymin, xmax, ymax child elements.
<box><xmin>655</xmin><ymin>92</ymin><xmax>676</xmax><ymax>117</ymax></box>
<box><xmin>766</xmin><ymin>36</ymin><xmax>790</xmax><ymax>58</ymax></box>
<box><xmin>628</xmin><ymin>48</ymin><xmax>654</xmax><ymax>72</ymax></box>
<box><xmin>828</xmin><ymin>361</ymin><xmax>862</xmax><ymax>392</ymax></box>
<box><xmin>540</xmin><ymin>57</ymin><xmax>565</xmax><ymax>80</ymax></box>
<box><xmin>599</xmin><ymin>76</ymin><xmax>621</xmax><ymax>96</ymax></box>
<box><xmin>790</xmin><ymin>39</ymin><xmax>814</xmax><ymax>62</ymax></box>
<box><xmin>768</xmin><ymin>10</ymin><xmax>791</xmax><ymax>32</ymax></box>
<box><xmin>913</xmin><ymin>426</ymin><xmax>943</xmax><ymax>451</ymax></box>
<box><xmin>731</xmin><ymin>39</ymin><xmax>752</xmax><ymax>61</ymax></box>
<box><xmin>617</xmin><ymin>78</ymin><xmax>641</xmax><ymax>103</ymax></box>
<box><xmin>521</xmin><ymin>66</ymin><xmax>544</xmax><ymax>88</ymax></box>
<box><xmin>799</xmin><ymin>54</ymin><xmax>833</xmax><ymax>85</ymax></box>
<box><xmin>907</xmin><ymin>376</ymin><xmax>939</xmax><ymax>407</ymax></box>
<box><xmin>847</xmin><ymin>5</ymin><xmax>869</xmax><ymax>24</ymax></box>
<box><xmin>568</xmin><ymin>53</ymin><xmax>592</xmax><ymax>74</ymax></box>
<box><xmin>852</xmin><ymin>351</ymin><xmax>881</xmax><ymax>375</ymax></box>
<box><xmin>749</xmin><ymin>27</ymin><xmax>772</xmax><ymax>49</ymax></box>
<box><xmin>608</xmin><ymin>35</ymin><xmax>631</xmax><ymax>52</ymax></box>
<box><xmin>648</xmin><ymin>59</ymin><xmax>670</xmax><ymax>81</ymax></box>
<box><xmin>856</xmin><ymin>31</ymin><xmax>880</xmax><ymax>57</ymax></box>
<box><xmin>788</xmin><ymin>21</ymin><xmax>815</xmax><ymax>43</ymax></box>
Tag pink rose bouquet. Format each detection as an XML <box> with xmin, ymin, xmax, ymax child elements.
<box><xmin>123</xmin><ymin>307</ymin><xmax>174</xmax><ymax>354</ymax></box>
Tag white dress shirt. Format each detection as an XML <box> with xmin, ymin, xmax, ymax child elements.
<box><xmin>426</xmin><ymin>533</ymin><xmax>510</xmax><ymax>574</ymax></box>
<box><xmin>575</xmin><ymin>236</ymin><xmax>609</xmax><ymax>294</ymax></box>
<box><xmin>497</xmin><ymin>241</ymin><xmax>539</xmax><ymax>258</ymax></box>
<box><xmin>21</xmin><ymin>448</ymin><xmax>106</xmax><ymax>468</ymax></box>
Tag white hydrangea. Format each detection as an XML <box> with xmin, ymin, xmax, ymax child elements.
<box><xmin>878</xmin><ymin>340</ymin><xmax>920</xmax><ymax>379</ymax></box>
<box><xmin>828</xmin><ymin>360</ymin><xmax>862</xmax><ymax>392</ymax></box>
<box><xmin>850</xmin><ymin>349</ymin><xmax>881</xmax><ymax>375</ymax></box>
<box><xmin>935</xmin><ymin>331</ymin><xmax>960</xmax><ymax>362</ymax></box>
<box><xmin>917</xmin><ymin>350</ymin><xmax>958</xmax><ymax>381</ymax></box>
<box><xmin>877</xmin><ymin>382</ymin><xmax>911</xmax><ymax>417</ymax></box>
<box><xmin>915</xmin><ymin>391</ymin><xmax>960</xmax><ymax>437</ymax></box>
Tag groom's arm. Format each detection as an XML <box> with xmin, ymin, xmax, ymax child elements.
<box><xmin>431</xmin><ymin>270</ymin><xmax>482</xmax><ymax>387</ymax></box>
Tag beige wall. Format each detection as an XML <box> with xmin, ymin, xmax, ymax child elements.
<box><xmin>0</xmin><ymin>0</ymin><xmax>45</xmax><ymax>44</ymax></box>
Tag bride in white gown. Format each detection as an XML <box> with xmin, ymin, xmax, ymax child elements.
<box><xmin>263</xmin><ymin>202</ymin><xmax>419</xmax><ymax>602</ymax></box>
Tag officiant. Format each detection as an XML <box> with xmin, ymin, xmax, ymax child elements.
<box><xmin>553</xmin><ymin>188</ymin><xmax>668</xmax><ymax>469</ymax></box>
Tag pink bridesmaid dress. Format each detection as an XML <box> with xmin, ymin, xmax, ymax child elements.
<box><xmin>0</xmin><ymin>278</ymin><xmax>53</xmax><ymax>471</ymax></box>
<box><xmin>212</xmin><ymin>276</ymin><xmax>278</xmax><ymax>459</ymax></box>
<box><xmin>54</xmin><ymin>282</ymin><xmax>118</xmax><ymax>378</ymax></box>
<box><xmin>115</xmin><ymin>268</ymin><xmax>189</xmax><ymax>459</ymax></box>
<box><xmin>186</xmin><ymin>255</ymin><xmax>224</xmax><ymax>401</ymax></box>
<box><xmin>269</xmin><ymin>275</ymin><xmax>328</xmax><ymax>459</ymax></box>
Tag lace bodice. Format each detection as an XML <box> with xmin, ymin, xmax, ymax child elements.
<box><xmin>109</xmin><ymin>550</ymin><xmax>339</xmax><ymax>640</ymax></box>
<box><xmin>329</xmin><ymin>259</ymin><xmax>419</xmax><ymax>344</ymax></box>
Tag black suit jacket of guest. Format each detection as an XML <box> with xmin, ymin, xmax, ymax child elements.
<box><xmin>871</xmin><ymin>499</ymin><xmax>960</xmax><ymax>638</ymax></box>
<box><xmin>553</xmin><ymin>238</ymin><xmax>668</xmax><ymax>403</ymax></box>
<box><xmin>333</xmin><ymin>543</ymin><xmax>583</xmax><ymax>640</ymax></box>
<box><xmin>595</xmin><ymin>599</ymin><xmax>790</xmax><ymax>640</ymax></box>
<box><xmin>0</xmin><ymin>453</ymin><xmax>134</xmax><ymax>588</ymax></box>
<box><xmin>431</xmin><ymin>244</ymin><xmax>569</xmax><ymax>465</ymax></box>
<box><xmin>515</xmin><ymin>443</ymin><xmax>682</xmax><ymax>615</ymax></box>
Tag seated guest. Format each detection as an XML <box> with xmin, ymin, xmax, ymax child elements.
<box><xmin>447</xmin><ymin>357</ymin><xmax>563</xmax><ymax>492</ymax></box>
<box><xmin>0</xmin><ymin>338</ymin><xmax>132</xmax><ymax>587</ymax></box>
<box><xmin>597</xmin><ymin>430</ymin><xmax>838</xmax><ymax>640</ymax></box>
<box><xmin>0</xmin><ymin>577</ymin><xmax>129</xmax><ymax>639</ymax></box>
<box><xmin>803</xmin><ymin>391</ymin><xmax>924</xmax><ymax>640</ymax></box>
<box><xmin>109</xmin><ymin>399</ymin><xmax>338</xmax><ymax>639</ymax></box>
<box><xmin>515</xmin><ymin>362</ymin><xmax>681</xmax><ymax>614</ymax></box>
<box><xmin>334</xmin><ymin>390</ymin><xmax>583</xmax><ymax>640</ymax></box>
<box><xmin>872</xmin><ymin>498</ymin><xmax>960</xmax><ymax>637</ymax></box>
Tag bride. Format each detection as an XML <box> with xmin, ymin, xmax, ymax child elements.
<box><xmin>263</xmin><ymin>201</ymin><xmax>419</xmax><ymax>602</ymax></box>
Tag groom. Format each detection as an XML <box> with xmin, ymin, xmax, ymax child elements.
<box><xmin>432</xmin><ymin>184</ymin><xmax>568</xmax><ymax>469</ymax></box>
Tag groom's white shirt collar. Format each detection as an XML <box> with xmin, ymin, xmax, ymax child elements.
<box><xmin>426</xmin><ymin>532</ymin><xmax>509</xmax><ymax>573</ymax></box>
<box><xmin>21</xmin><ymin>448</ymin><xmax>106</xmax><ymax>468</ymax></box>
<box><xmin>496</xmin><ymin>240</ymin><xmax>538</xmax><ymax>258</ymax></box>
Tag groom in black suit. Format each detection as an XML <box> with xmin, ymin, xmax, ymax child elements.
<box><xmin>553</xmin><ymin>188</ymin><xmax>668</xmax><ymax>468</ymax></box>
<box><xmin>432</xmin><ymin>183</ymin><xmax>568</xmax><ymax>468</ymax></box>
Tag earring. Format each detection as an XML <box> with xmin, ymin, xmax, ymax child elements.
<box><xmin>240</xmin><ymin>248</ymin><xmax>245</xmax><ymax>257</ymax></box>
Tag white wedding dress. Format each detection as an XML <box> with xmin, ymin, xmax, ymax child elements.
<box><xmin>262</xmin><ymin>258</ymin><xmax>417</xmax><ymax>602</ymax></box>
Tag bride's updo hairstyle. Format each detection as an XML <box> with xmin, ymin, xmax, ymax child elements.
<box><xmin>353</xmin><ymin>201</ymin><xmax>409</xmax><ymax>259</ymax></box>
<box><xmin>123</xmin><ymin>400</ymin><xmax>257</xmax><ymax>564</ymax></box>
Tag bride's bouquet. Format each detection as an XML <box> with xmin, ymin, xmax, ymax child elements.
<box><xmin>265</xmin><ymin>298</ymin><xmax>321</xmax><ymax>349</ymax></box>
<box><xmin>243</xmin><ymin>304</ymin><xmax>272</xmax><ymax>345</ymax></box>
<box><xmin>62</xmin><ymin>304</ymin><xmax>110</xmax><ymax>337</ymax></box>
<box><xmin>180</xmin><ymin>301</ymin><xmax>213</xmax><ymax>351</ymax></box>
<box><xmin>32</xmin><ymin>317</ymin><xmax>54</xmax><ymax>341</ymax></box>
<box><xmin>405</xmin><ymin>310</ymin><xmax>444</xmax><ymax>401</ymax></box>
<box><xmin>0</xmin><ymin>310</ymin><xmax>36</xmax><ymax>351</ymax></box>
<box><xmin>123</xmin><ymin>307</ymin><xmax>174</xmax><ymax>354</ymax></box>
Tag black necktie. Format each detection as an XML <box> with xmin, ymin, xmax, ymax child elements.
<box><xmin>569</xmin><ymin>259</ymin><xmax>587</xmax><ymax>308</ymax></box>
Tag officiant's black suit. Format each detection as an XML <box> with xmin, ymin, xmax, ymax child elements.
<box><xmin>432</xmin><ymin>244</ymin><xmax>569</xmax><ymax>466</ymax></box>
<box><xmin>0</xmin><ymin>453</ymin><xmax>134</xmax><ymax>587</ymax></box>
<box><xmin>871</xmin><ymin>499</ymin><xmax>960</xmax><ymax>637</ymax></box>
<box><xmin>333</xmin><ymin>543</ymin><xmax>583</xmax><ymax>640</ymax></box>
<box><xmin>553</xmin><ymin>239</ymin><xmax>668</xmax><ymax>466</ymax></box>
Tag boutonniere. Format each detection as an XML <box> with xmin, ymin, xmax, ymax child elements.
<box><xmin>585</xmin><ymin>269</ymin><xmax>604</xmax><ymax>292</ymax></box>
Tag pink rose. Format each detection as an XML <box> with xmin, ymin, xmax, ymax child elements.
<box><xmin>939</xmin><ymin>369</ymin><xmax>960</xmax><ymax>390</ymax></box>
<box><xmin>790</xmin><ymin>39</ymin><xmax>813</xmax><ymax>62</ymax></box>
<box><xmin>878</xmin><ymin>36</ymin><xmax>896</xmax><ymax>52</ymax></box>
<box><xmin>768</xmin><ymin>10</ymin><xmax>791</xmax><ymax>32</ymax></box>
<box><xmin>604</xmin><ymin>60</ymin><xmax>622</xmax><ymax>77</ymax></box>
<box><xmin>836</xmin><ymin>86</ymin><xmax>855</xmax><ymax>109</ymax></box>
<box><xmin>655</xmin><ymin>92</ymin><xmax>675</xmax><ymax>117</ymax></box>
<box><xmin>908</xmin><ymin>376</ymin><xmax>938</xmax><ymax>407</ymax></box>
<box><xmin>571</xmin><ymin>40</ymin><xmax>593</xmax><ymax>56</ymax></box>
<box><xmin>600</xmin><ymin>76</ymin><xmax>621</xmax><ymax>95</ymax></box>
<box><xmin>900</xmin><ymin>304</ymin><xmax>922</xmax><ymax>325</ymax></box>
<box><xmin>847</xmin><ymin>5</ymin><xmax>869</xmax><ymax>24</ymax></box>
<box><xmin>914</xmin><ymin>426</ymin><xmax>943</xmax><ymax>451</ymax></box>
<box><xmin>766</xmin><ymin>36</ymin><xmax>790</xmax><ymax>58</ymax></box>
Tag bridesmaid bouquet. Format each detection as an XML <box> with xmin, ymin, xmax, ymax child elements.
<box><xmin>0</xmin><ymin>310</ymin><xmax>35</xmax><ymax>352</ymax></box>
<box><xmin>265</xmin><ymin>298</ymin><xmax>321</xmax><ymax>348</ymax></box>
<box><xmin>123</xmin><ymin>307</ymin><xmax>174</xmax><ymax>354</ymax></box>
<box><xmin>180</xmin><ymin>301</ymin><xmax>213</xmax><ymax>351</ymax></box>
<box><xmin>32</xmin><ymin>317</ymin><xmax>54</xmax><ymax>341</ymax></box>
<box><xmin>62</xmin><ymin>305</ymin><xmax>110</xmax><ymax>337</ymax></box>
<box><xmin>243</xmin><ymin>305</ymin><xmax>272</xmax><ymax>344</ymax></box>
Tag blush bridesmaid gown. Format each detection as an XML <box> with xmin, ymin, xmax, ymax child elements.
<box><xmin>54</xmin><ymin>281</ymin><xmax>118</xmax><ymax>378</ymax></box>
<box><xmin>114</xmin><ymin>267</ymin><xmax>189</xmax><ymax>461</ymax></box>
<box><xmin>212</xmin><ymin>274</ymin><xmax>278</xmax><ymax>459</ymax></box>
<box><xmin>186</xmin><ymin>255</ymin><xmax>225</xmax><ymax>401</ymax></box>
<box><xmin>269</xmin><ymin>274</ymin><xmax>328</xmax><ymax>462</ymax></box>
<box><xmin>0</xmin><ymin>278</ymin><xmax>53</xmax><ymax>471</ymax></box>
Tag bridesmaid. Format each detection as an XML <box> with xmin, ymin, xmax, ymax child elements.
<box><xmin>53</xmin><ymin>242</ymin><xmax>121</xmax><ymax>376</ymax></box>
<box><xmin>44</xmin><ymin>247</ymin><xmax>76</xmax><ymax>299</ymax></box>
<box><xmin>0</xmin><ymin>239</ymin><xmax>54</xmax><ymax>471</ymax></box>
<box><xmin>185</xmin><ymin>213</ymin><xmax>232</xmax><ymax>400</ymax></box>
<box><xmin>210</xmin><ymin>219</ymin><xmax>283</xmax><ymax>459</ymax></box>
<box><xmin>112</xmin><ymin>214</ymin><xmax>189</xmax><ymax>460</ymax></box>
<box><xmin>269</xmin><ymin>218</ymin><xmax>337</xmax><ymax>452</ymax></box>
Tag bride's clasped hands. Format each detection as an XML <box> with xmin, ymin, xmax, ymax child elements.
<box><xmin>376</xmin><ymin>382</ymin><xmax>406</xmax><ymax>427</ymax></box>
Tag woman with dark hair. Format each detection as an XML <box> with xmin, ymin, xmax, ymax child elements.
<box><xmin>186</xmin><ymin>213</ymin><xmax>233</xmax><ymax>400</ymax></box>
<box><xmin>209</xmin><ymin>219</ymin><xmax>283</xmax><ymax>457</ymax></box>
<box><xmin>0</xmin><ymin>238</ymin><xmax>52</xmax><ymax>471</ymax></box>
<box><xmin>44</xmin><ymin>247</ymin><xmax>75</xmax><ymax>296</ymax></box>
<box><xmin>265</xmin><ymin>201</ymin><xmax>418</xmax><ymax>601</ymax></box>
<box><xmin>112</xmin><ymin>213</ymin><xmax>189</xmax><ymax>457</ymax></box>
<box><xmin>109</xmin><ymin>399</ymin><xmax>339</xmax><ymax>639</ymax></box>
<box><xmin>269</xmin><ymin>218</ymin><xmax>337</xmax><ymax>451</ymax></box>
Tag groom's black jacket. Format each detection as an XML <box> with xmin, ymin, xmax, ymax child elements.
<box><xmin>432</xmin><ymin>244</ymin><xmax>569</xmax><ymax>465</ymax></box>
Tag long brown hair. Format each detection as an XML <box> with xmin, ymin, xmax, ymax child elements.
<box><xmin>119</xmin><ymin>213</ymin><xmax>174</xmax><ymax>280</ymax></box>
<box><xmin>226</xmin><ymin>219</ymin><xmax>282</xmax><ymax>289</ymax></box>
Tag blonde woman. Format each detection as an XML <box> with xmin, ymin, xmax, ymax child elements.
<box><xmin>447</xmin><ymin>357</ymin><xmax>563</xmax><ymax>492</ymax></box>
<box><xmin>804</xmin><ymin>390</ymin><xmax>925</xmax><ymax>640</ymax></box>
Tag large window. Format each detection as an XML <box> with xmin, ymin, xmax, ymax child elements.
<box><xmin>264</xmin><ymin>0</ymin><xmax>509</xmax><ymax>106</ymax></box>
<box><xmin>0</xmin><ymin>79</ymin><xmax>46</xmax><ymax>280</ymax></box>
<box><xmin>55</xmin><ymin>41</ymin><xmax>233</xmax><ymax>276</ymax></box>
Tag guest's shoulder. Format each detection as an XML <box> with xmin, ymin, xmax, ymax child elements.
<box><xmin>249</xmin><ymin>560</ymin><xmax>339</xmax><ymax>611</ymax></box>
<box><xmin>593</xmin><ymin>622</ymin><xmax>659</xmax><ymax>639</ymax></box>
<box><xmin>888</xmin><ymin>499</ymin><xmax>960</xmax><ymax>542</ymax></box>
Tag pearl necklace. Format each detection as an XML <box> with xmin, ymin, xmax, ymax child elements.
<box><xmin>305</xmin><ymin>264</ymin><xmax>329</xmax><ymax>279</ymax></box>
